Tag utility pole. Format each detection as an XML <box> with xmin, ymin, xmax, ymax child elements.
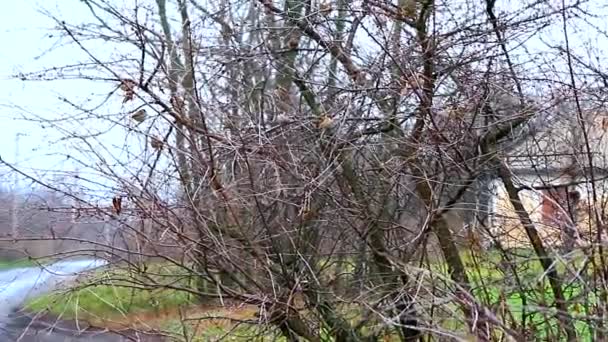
<box><xmin>11</xmin><ymin>133</ymin><xmax>24</xmax><ymax>238</ymax></box>
<box><xmin>72</xmin><ymin>167</ymin><xmax>80</xmax><ymax>224</ymax></box>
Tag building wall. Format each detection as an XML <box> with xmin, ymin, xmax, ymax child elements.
<box><xmin>488</xmin><ymin>109</ymin><xmax>608</xmax><ymax>249</ymax></box>
<box><xmin>491</xmin><ymin>177</ymin><xmax>605</xmax><ymax>249</ymax></box>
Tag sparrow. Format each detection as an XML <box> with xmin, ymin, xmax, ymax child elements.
<box><xmin>131</xmin><ymin>109</ymin><xmax>147</xmax><ymax>123</ymax></box>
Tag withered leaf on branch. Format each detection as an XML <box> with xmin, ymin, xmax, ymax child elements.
<box><xmin>399</xmin><ymin>0</ymin><xmax>417</xmax><ymax>19</ymax></box>
<box><xmin>120</xmin><ymin>79</ymin><xmax>137</xmax><ymax>103</ymax></box>
<box><xmin>287</xmin><ymin>37</ymin><xmax>300</xmax><ymax>49</ymax></box>
<box><xmin>150</xmin><ymin>136</ymin><xmax>164</xmax><ymax>150</ymax></box>
<box><xmin>317</xmin><ymin>115</ymin><xmax>334</xmax><ymax>129</ymax></box>
<box><xmin>112</xmin><ymin>196</ymin><xmax>122</xmax><ymax>215</ymax></box>
<box><xmin>319</xmin><ymin>2</ymin><xmax>332</xmax><ymax>16</ymax></box>
<box><xmin>170</xmin><ymin>95</ymin><xmax>185</xmax><ymax>113</ymax></box>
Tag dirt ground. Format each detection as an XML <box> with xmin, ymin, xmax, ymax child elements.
<box><xmin>2</xmin><ymin>308</ymin><xmax>165</xmax><ymax>342</ymax></box>
<box><xmin>8</xmin><ymin>303</ymin><xmax>259</xmax><ymax>342</ymax></box>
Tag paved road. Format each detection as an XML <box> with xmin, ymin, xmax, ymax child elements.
<box><xmin>0</xmin><ymin>259</ymin><xmax>160</xmax><ymax>341</ymax></box>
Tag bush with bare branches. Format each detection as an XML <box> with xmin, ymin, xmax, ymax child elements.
<box><xmin>6</xmin><ymin>0</ymin><xmax>608</xmax><ymax>341</ymax></box>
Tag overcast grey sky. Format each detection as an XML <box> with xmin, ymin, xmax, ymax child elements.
<box><xmin>0</xmin><ymin>1</ymin><xmax>95</xmax><ymax>181</ymax></box>
<box><xmin>0</xmin><ymin>1</ymin><xmax>146</xmax><ymax>195</ymax></box>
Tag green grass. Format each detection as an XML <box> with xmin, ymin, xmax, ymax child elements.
<box><xmin>23</xmin><ymin>249</ymin><xmax>607</xmax><ymax>340</ymax></box>
<box><xmin>26</xmin><ymin>282</ymin><xmax>195</xmax><ymax>318</ymax></box>
<box><xmin>25</xmin><ymin>263</ymin><xmax>198</xmax><ymax>320</ymax></box>
<box><xmin>433</xmin><ymin>248</ymin><xmax>599</xmax><ymax>341</ymax></box>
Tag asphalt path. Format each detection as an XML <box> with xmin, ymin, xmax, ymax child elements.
<box><xmin>0</xmin><ymin>259</ymin><xmax>162</xmax><ymax>341</ymax></box>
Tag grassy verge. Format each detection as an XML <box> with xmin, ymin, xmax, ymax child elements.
<box><xmin>25</xmin><ymin>264</ymin><xmax>197</xmax><ymax>320</ymax></box>
<box><xmin>24</xmin><ymin>263</ymin><xmax>260</xmax><ymax>340</ymax></box>
<box><xmin>26</xmin><ymin>281</ymin><xmax>195</xmax><ymax>319</ymax></box>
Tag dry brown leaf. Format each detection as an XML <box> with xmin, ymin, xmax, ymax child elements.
<box><xmin>119</xmin><ymin>79</ymin><xmax>136</xmax><ymax>91</ymax></box>
<box><xmin>399</xmin><ymin>0</ymin><xmax>417</xmax><ymax>19</ymax></box>
<box><xmin>287</xmin><ymin>37</ymin><xmax>300</xmax><ymax>49</ymax></box>
<box><xmin>319</xmin><ymin>2</ymin><xmax>332</xmax><ymax>15</ymax></box>
<box><xmin>170</xmin><ymin>95</ymin><xmax>185</xmax><ymax>113</ymax></box>
<box><xmin>150</xmin><ymin>136</ymin><xmax>164</xmax><ymax>150</ymax></box>
<box><xmin>120</xmin><ymin>79</ymin><xmax>137</xmax><ymax>103</ymax></box>
<box><xmin>112</xmin><ymin>196</ymin><xmax>122</xmax><ymax>215</ymax></box>
<box><xmin>318</xmin><ymin>115</ymin><xmax>334</xmax><ymax>129</ymax></box>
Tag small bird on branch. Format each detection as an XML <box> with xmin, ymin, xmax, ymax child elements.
<box><xmin>131</xmin><ymin>109</ymin><xmax>147</xmax><ymax>123</ymax></box>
